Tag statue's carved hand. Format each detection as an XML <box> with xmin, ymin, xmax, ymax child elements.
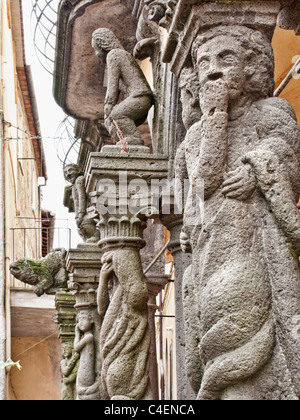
<box><xmin>101</xmin><ymin>252</ymin><xmax>114</xmax><ymax>278</ymax></box>
<box><xmin>200</xmin><ymin>80</ymin><xmax>229</xmax><ymax>117</ymax></box>
<box><xmin>133</xmin><ymin>38</ymin><xmax>158</xmax><ymax>60</ymax></box>
<box><xmin>34</xmin><ymin>286</ymin><xmax>44</xmax><ymax>297</ymax></box>
<box><xmin>222</xmin><ymin>164</ymin><xmax>256</xmax><ymax>201</ymax></box>
<box><xmin>180</xmin><ymin>229</ymin><xmax>192</xmax><ymax>254</ymax></box>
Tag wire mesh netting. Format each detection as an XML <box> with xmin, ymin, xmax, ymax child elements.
<box><xmin>54</xmin><ymin>115</ymin><xmax>81</xmax><ymax>167</ymax></box>
<box><xmin>30</xmin><ymin>0</ymin><xmax>80</xmax><ymax>167</ymax></box>
<box><xmin>31</xmin><ymin>0</ymin><xmax>59</xmax><ymax>75</ymax></box>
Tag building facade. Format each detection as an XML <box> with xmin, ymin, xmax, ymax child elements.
<box><xmin>0</xmin><ymin>0</ymin><xmax>62</xmax><ymax>400</ymax></box>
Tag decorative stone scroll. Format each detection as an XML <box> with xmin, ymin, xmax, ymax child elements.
<box><xmin>169</xmin><ymin>0</ymin><xmax>300</xmax><ymax>400</ymax></box>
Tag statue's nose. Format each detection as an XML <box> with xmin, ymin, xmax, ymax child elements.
<box><xmin>207</xmin><ymin>72</ymin><xmax>223</xmax><ymax>81</ymax></box>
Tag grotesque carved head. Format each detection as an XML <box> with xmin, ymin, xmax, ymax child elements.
<box><xmin>10</xmin><ymin>259</ymin><xmax>41</xmax><ymax>285</ymax></box>
<box><xmin>192</xmin><ymin>25</ymin><xmax>275</xmax><ymax>103</ymax></box>
<box><xmin>63</xmin><ymin>164</ymin><xmax>82</xmax><ymax>185</ymax></box>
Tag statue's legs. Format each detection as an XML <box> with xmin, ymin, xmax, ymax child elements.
<box><xmin>196</xmin><ymin>258</ymin><xmax>275</xmax><ymax>400</ymax></box>
<box><xmin>105</xmin><ymin>96</ymin><xmax>153</xmax><ymax>145</ymax></box>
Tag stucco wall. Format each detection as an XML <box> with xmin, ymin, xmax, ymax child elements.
<box><xmin>8</xmin><ymin>336</ymin><xmax>62</xmax><ymax>400</ymax></box>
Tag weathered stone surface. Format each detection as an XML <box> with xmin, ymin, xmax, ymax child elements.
<box><xmin>277</xmin><ymin>0</ymin><xmax>300</xmax><ymax>35</ymax></box>
<box><xmin>10</xmin><ymin>248</ymin><xmax>68</xmax><ymax>296</ymax></box>
<box><xmin>55</xmin><ymin>291</ymin><xmax>78</xmax><ymax>400</ymax></box>
<box><xmin>85</xmin><ymin>148</ymin><xmax>169</xmax><ymax>400</ymax></box>
<box><xmin>97</xmin><ymin>248</ymin><xmax>151</xmax><ymax>400</ymax></box>
<box><xmin>91</xmin><ymin>28</ymin><xmax>154</xmax><ymax>148</ymax></box>
<box><xmin>64</xmin><ymin>164</ymin><xmax>100</xmax><ymax>244</ymax></box>
<box><xmin>175</xmin><ymin>21</ymin><xmax>300</xmax><ymax>400</ymax></box>
<box><xmin>159</xmin><ymin>1</ymin><xmax>293</xmax><ymax>75</ymax></box>
<box><xmin>66</xmin><ymin>244</ymin><xmax>105</xmax><ymax>400</ymax></box>
<box><xmin>74</xmin><ymin>309</ymin><xmax>100</xmax><ymax>400</ymax></box>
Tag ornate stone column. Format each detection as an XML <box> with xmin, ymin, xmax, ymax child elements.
<box><xmin>66</xmin><ymin>244</ymin><xmax>105</xmax><ymax>400</ymax></box>
<box><xmin>55</xmin><ymin>291</ymin><xmax>78</xmax><ymax>400</ymax></box>
<box><xmin>160</xmin><ymin>213</ymin><xmax>194</xmax><ymax>400</ymax></box>
<box><xmin>154</xmin><ymin>0</ymin><xmax>300</xmax><ymax>401</ymax></box>
<box><xmin>86</xmin><ymin>150</ymin><xmax>168</xmax><ymax>400</ymax></box>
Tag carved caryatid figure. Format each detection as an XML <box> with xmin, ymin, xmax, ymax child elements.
<box><xmin>60</xmin><ymin>340</ymin><xmax>80</xmax><ymax>400</ymax></box>
<box><xmin>176</xmin><ymin>25</ymin><xmax>300</xmax><ymax>400</ymax></box>
<box><xmin>74</xmin><ymin>310</ymin><xmax>100</xmax><ymax>400</ymax></box>
<box><xmin>97</xmin><ymin>248</ymin><xmax>150</xmax><ymax>400</ymax></box>
<box><xmin>64</xmin><ymin>164</ymin><xmax>99</xmax><ymax>243</ymax></box>
<box><xmin>91</xmin><ymin>28</ymin><xmax>154</xmax><ymax>147</ymax></box>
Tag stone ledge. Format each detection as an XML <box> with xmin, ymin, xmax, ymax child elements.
<box><xmin>10</xmin><ymin>289</ymin><xmax>58</xmax><ymax>337</ymax></box>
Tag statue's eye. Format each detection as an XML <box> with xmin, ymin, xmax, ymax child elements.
<box><xmin>219</xmin><ymin>51</ymin><xmax>236</xmax><ymax>65</ymax></box>
<box><xmin>198</xmin><ymin>57</ymin><xmax>210</xmax><ymax>69</ymax></box>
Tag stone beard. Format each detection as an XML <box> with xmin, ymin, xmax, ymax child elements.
<box><xmin>176</xmin><ymin>25</ymin><xmax>300</xmax><ymax>400</ymax></box>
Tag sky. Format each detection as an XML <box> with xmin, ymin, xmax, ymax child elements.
<box><xmin>21</xmin><ymin>0</ymin><xmax>80</xmax><ymax>249</ymax></box>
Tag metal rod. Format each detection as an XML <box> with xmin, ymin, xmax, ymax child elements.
<box><xmin>143</xmin><ymin>240</ymin><xmax>170</xmax><ymax>275</ymax></box>
<box><xmin>274</xmin><ymin>57</ymin><xmax>300</xmax><ymax>97</ymax></box>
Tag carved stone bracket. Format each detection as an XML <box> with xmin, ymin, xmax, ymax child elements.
<box><xmin>161</xmin><ymin>0</ymin><xmax>282</xmax><ymax>75</ymax></box>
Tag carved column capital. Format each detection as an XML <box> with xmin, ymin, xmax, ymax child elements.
<box><xmin>159</xmin><ymin>0</ymin><xmax>284</xmax><ymax>76</ymax></box>
<box><xmin>66</xmin><ymin>244</ymin><xmax>102</xmax><ymax>310</ymax></box>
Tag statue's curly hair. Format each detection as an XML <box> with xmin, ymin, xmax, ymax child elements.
<box><xmin>91</xmin><ymin>28</ymin><xmax>123</xmax><ymax>51</ymax></box>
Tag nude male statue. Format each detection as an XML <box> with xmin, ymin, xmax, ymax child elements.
<box><xmin>92</xmin><ymin>28</ymin><xmax>154</xmax><ymax>147</ymax></box>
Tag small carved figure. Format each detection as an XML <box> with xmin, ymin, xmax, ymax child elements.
<box><xmin>97</xmin><ymin>248</ymin><xmax>150</xmax><ymax>400</ymax></box>
<box><xmin>60</xmin><ymin>340</ymin><xmax>80</xmax><ymax>400</ymax></box>
<box><xmin>176</xmin><ymin>25</ymin><xmax>300</xmax><ymax>400</ymax></box>
<box><xmin>10</xmin><ymin>248</ymin><xmax>68</xmax><ymax>296</ymax></box>
<box><xmin>74</xmin><ymin>310</ymin><xmax>100</xmax><ymax>400</ymax></box>
<box><xmin>63</xmin><ymin>164</ymin><xmax>100</xmax><ymax>244</ymax></box>
<box><xmin>91</xmin><ymin>28</ymin><xmax>154</xmax><ymax>146</ymax></box>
